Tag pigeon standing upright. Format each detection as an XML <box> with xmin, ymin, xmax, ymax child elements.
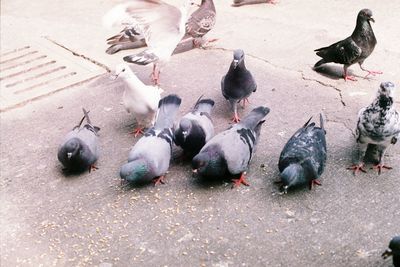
<box><xmin>348</xmin><ymin>82</ymin><xmax>400</xmax><ymax>175</ymax></box>
<box><xmin>120</xmin><ymin>94</ymin><xmax>182</xmax><ymax>185</ymax></box>
<box><xmin>382</xmin><ymin>236</ymin><xmax>400</xmax><ymax>267</ymax></box>
<box><xmin>174</xmin><ymin>96</ymin><xmax>215</xmax><ymax>158</ymax></box>
<box><xmin>314</xmin><ymin>9</ymin><xmax>382</xmax><ymax>81</ymax></box>
<box><xmin>192</xmin><ymin>106</ymin><xmax>270</xmax><ymax>187</ymax></box>
<box><xmin>103</xmin><ymin>0</ymin><xmax>192</xmax><ymax>85</ymax></box>
<box><xmin>58</xmin><ymin>108</ymin><xmax>100</xmax><ymax>173</ymax></box>
<box><xmin>221</xmin><ymin>49</ymin><xmax>257</xmax><ymax>123</ymax></box>
<box><xmin>278</xmin><ymin>114</ymin><xmax>327</xmax><ymax>193</ymax></box>
<box><xmin>112</xmin><ymin>63</ymin><xmax>163</xmax><ymax>137</ymax></box>
<box><xmin>184</xmin><ymin>0</ymin><xmax>217</xmax><ymax>47</ymax></box>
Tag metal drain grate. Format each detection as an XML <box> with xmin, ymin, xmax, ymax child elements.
<box><xmin>0</xmin><ymin>40</ymin><xmax>106</xmax><ymax>111</ymax></box>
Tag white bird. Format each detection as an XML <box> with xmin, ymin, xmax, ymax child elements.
<box><xmin>349</xmin><ymin>82</ymin><xmax>400</xmax><ymax>175</ymax></box>
<box><xmin>112</xmin><ymin>63</ymin><xmax>164</xmax><ymax>137</ymax></box>
<box><xmin>103</xmin><ymin>0</ymin><xmax>191</xmax><ymax>85</ymax></box>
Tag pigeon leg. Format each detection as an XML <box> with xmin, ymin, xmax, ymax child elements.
<box><xmin>359</xmin><ymin>64</ymin><xmax>383</xmax><ymax>78</ymax></box>
<box><xmin>89</xmin><ymin>164</ymin><xmax>98</xmax><ymax>173</ymax></box>
<box><xmin>343</xmin><ymin>66</ymin><xmax>357</xmax><ymax>81</ymax></box>
<box><xmin>151</xmin><ymin>64</ymin><xmax>160</xmax><ymax>85</ymax></box>
<box><xmin>230</xmin><ymin>101</ymin><xmax>241</xmax><ymax>123</ymax></box>
<box><xmin>371</xmin><ymin>148</ymin><xmax>392</xmax><ymax>175</ymax></box>
<box><xmin>130</xmin><ymin>127</ymin><xmax>145</xmax><ymax>138</ymax></box>
<box><xmin>309</xmin><ymin>179</ymin><xmax>322</xmax><ymax>190</ymax></box>
<box><xmin>153</xmin><ymin>175</ymin><xmax>166</xmax><ymax>186</ymax></box>
<box><xmin>231</xmin><ymin>172</ymin><xmax>249</xmax><ymax>188</ymax></box>
<box><xmin>241</xmin><ymin>98</ymin><xmax>250</xmax><ymax>108</ymax></box>
<box><xmin>347</xmin><ymin>142</ymin><xmax>368</xmax><ymax>175</ymax></box>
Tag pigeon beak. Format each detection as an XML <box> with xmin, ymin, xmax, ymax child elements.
<box><xmin>233</xmin><ymin>59</ymin><xmax>239</xmax><ymax>68</ymax></box>
<box><xmin>382</xmin><ymin>249</ymin><xmax>392</xmax><ymax>259</ymax></box>
<box><xmin>67</xmin><ymin>152</ymin><xmax>73</xmax><ymax>159</ymax></box>
<box><xmin>192</xmin><ymin>169</ymin><xmax>198</xmax><ymax>174</ymax></box>
<box><xmin>369</xmin><ymin>17</ymin><xmax>375</xmax><ymax>23</ymax></box>
<box><xmin>110</xmin><ymin>73</ymin><xmax>119</xmax><ymax>81</ymax></box>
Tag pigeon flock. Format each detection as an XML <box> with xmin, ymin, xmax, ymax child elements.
<box><xmin>55</xmin><ymin>0</ymin><xmax>399</xmax><ymax>265</ymax></box>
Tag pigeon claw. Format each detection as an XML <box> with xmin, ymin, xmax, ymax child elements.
<box><xmin>309</xmin><ymin>179</ymin><xmax>322</xmax><ymax>190</ymax></box>
<box><xmin>344</xmin><ymin>74</ymin><xmax>357</xmax><ymax>82</ymax></box>
<box><xmin>231</xmin><ymin>173</ymin><xmax>249</xmax><ymax>188</ymax></box>
<box><xmin>231</xmin><ymin>114</ymin><xmax>241</xmax><ymax>123</ymax></box>
<box><xmin>363</xmin><ymin>70</ymin><xmax>383</xmax><ymax>78</ymax></box>
<box><xmin>347</xmin><ymin>163</ymin><xmax>367</xmax><ymax>175</ymax></box>
<box><xmin>131</xmin><ymin>127</ymin><xmax>145</xmax><ymax>138</ymax></box>
<box><xmin>371</xmin><ymin>164</ymin><xmax>392</xmax><ymax>175</ymax></box>
<box><xmin>89</xmin><ymin>164</ymin><xmax>98</xmax><ymax>173</ymax></box>
<box><xmin>153</xmin><ymin>175</ymin><xmax>166</xmax><ymax>186</ymax></box>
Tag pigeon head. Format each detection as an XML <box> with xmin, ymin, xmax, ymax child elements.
<box><xmin>111</xmin><ymin>63</ymin><xmax>131</xmax><ymax>80</ymax></box>
<box><xmin>378</xmin><ymin>81</ymin><xmax>395</xmax><ymax>98</ymax></box>
<box><xmin>232</xmin><ymin>49</ymin><xmax>245</xmax><ymax>68</ymax></box>
<box><xmin>280</xmin><ymin>164</ymin><xmax>305</xmax><ymax>193</ymax></box>
<box><xmin>120</xmin><ymin>159</ymin><xmax>149</xmax><ymax>184</ymax></box>
<box><xmin>64</xmin><ymin>138</ymin><xmax>81</xmax><ymax>159</ymax></box>
<box><xmin>358</xmin><ymin>9</ymin><xmax>374</xmax><ymax>23</ymax></box>
<box><xmin>192</xmin><ymin>148</ymin><xmax>226</xmax><ymax>177</ymax></box>
<box><xmin>179</xmin><ymin>118</ymin><xmax>192</xmax><ymax>141</ymax></box>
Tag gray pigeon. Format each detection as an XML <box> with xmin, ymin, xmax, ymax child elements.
<box><xmin>120</xmin><ymin>94</ymin><xmax>182</xmax><ymax>185</ymax></box>
<box><xmin>278</xmin><ymin>114</ymin><xmax>327</xmax><ymax>193</ymax></box>
<box><xmin>382</xmin><ymin>236</ymin><xmax>400</xmax><ymax>267</ymax></box>
<box><xmin>221</xmin><ymin>49</ymin><xmax>257</xmax><ymax>123</ymax></box>
<box><xmin>57</xmin><ymin>108</ymin><xmax>100</xmax><ymax>173</ymax></box>
<box><xmin>192</xmin><ymin>106</ymin><xmax>270</xmax><ymax>187</ymax></box>
<box><xmin>106</xmin><ymin>25</ymin><xmax>146</xmax><ymax>55</ymax></box>
<box><xmin>184</xmin><ymin>0</ymin><xmax>217</xmax><ymax>47</ymax></box>
<box><xmin>174</xmin><ymin>96</ymin><xmax>215</xmax><ymax>158</ymax></box>
<box><xmin>232</xmin><ymin>0</ymin><xmax>277</xmax><ymax>7</ymax></box>
<box><xmin>314</xmin><ymin>9</ymin><xmax>382</xmax><ymax>81</ymax></box>
<box><xmin>349</xmin><ymin>82</ymin><xmax>400</xmax><ymax>175</ymax></box>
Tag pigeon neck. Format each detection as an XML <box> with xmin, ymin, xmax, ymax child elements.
<box><xmin>230</xmin><ymin>60</ymin><xmax>246</xmax><ymax>73</ymax></box>
<box><xmin>124</xmin><ymin>70</ymin><xmax>145</xmax><ymax>89</ymax></box>
<box><xmin>376</xmin><ymin>95</ymin><xmax>394</xmax><ymax>111</ymax></box>
<box><xmin>352</xmin><ymin>18</ymin><xmax>374</xmax><ymax>39</ymax></box>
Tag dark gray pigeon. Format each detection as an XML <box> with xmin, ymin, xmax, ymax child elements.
<box><xmin>232</xmin><ymin>0</ymin><xmax>277</xmax><ymax>6</ymax></box>
<box><xmin>174</xmin><ymin>96</ymin><xmax>215</xmax><ymax>158</ymax></box>
<box><xmin>184</xmin><ymin>0</ymin><xmax>217</xmax><ymax>47</ymax></box>
<box><xmin>278</xmin><ymin>114</ymin><xmax>327</xmax><ymax>193</ymax></box>
<box><xmin>314</xmin><ymin>9</ymin><xmax>382</xmax><ymax>81</ymax></box>
<box><xmin>221</xmin><ymin>49</ymin><xmax>257</xmax><ymax>123</ymax></box>
<box><xmin>382</xmin><ymin>236</ymin><xmax>400</xmax><ymax>267</ymax></box>
<box><xmin>57</xmin><ymin>108</ymin><xmax>100</xmax><ymax>173</ymax></box>
<box><xmin>120</xmin><ymin>94</ymin><xmax>182</xmax><ymax>185</ymax></box>
<box><xmin>192</xmin><ymin>106</ymin><xmax>269</xmax><ymax>187</ymax></box>
<box><xmin>348</xmin><ymin>82</ymin><xmax>400</xmax><ymax>175</ymax></box>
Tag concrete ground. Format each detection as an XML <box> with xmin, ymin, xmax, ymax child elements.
<box><xmin>1</xmin><ymin>0</ymin><xmax>399</xmax><ymax>266</ymax></box>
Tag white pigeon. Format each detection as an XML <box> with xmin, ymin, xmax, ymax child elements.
<box><xmin>112</xmin><ymin>63</ymin><xmax>164</xmax><ymax>137</ymax></box>
<box><xmin>349</xmin><ymin>81</ymin><xmax>400</xmax><ymax>175</ymax></box>
<box><xmin>103</xmin><ymin>0</ymin><xmax>192</xmax><ymax>85</ymax></box>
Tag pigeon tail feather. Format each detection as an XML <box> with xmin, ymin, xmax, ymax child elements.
<box><xmin>123</xmin><ymin>51</ymin><xmax>159</xmax><ymax>66</ymax></box>
<box><xmin>240</xmin><ymin>106</ymin><xmax>270</xmax><ymax>129</ymax></box>
<box><xmin>155</xmin><ymin>94</ymin><xmax>182</xmax><ymax>129</ymax></box>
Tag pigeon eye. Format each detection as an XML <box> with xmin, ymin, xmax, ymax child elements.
<box><xmin>122</xmin><ymin>69</ymin><xmax>125</xmax><ymax>72</ymax></box>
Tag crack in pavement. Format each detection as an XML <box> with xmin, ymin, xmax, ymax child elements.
<box><xmin>44</xmin><ymin>36</ymin><xmax>111</xmax><ymax>73</ymax></box>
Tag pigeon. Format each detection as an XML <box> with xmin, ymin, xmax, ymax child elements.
<box><xmin>221</xmin><ymin>49</ymin><xmax>257</xmax><ymax>123</ymax></box>
<box><xmin>184</xmin><ymin>0</ymin><xmax>217</xmax><ymax>48</ymax></box>
<box><xmin>278</xmin><ymin>114</ymin><xmax>327</xmax><ymax>193</ymax></box>
<box><xmin>232</xmin><ymin>0</ymin><xmax>277</xmax><ymax>7</ymax></box>
<box><xmin>382</xmin><ymin>236</ymin><xmax>400</xmax><ymax>267</ymax></box>
<box><xmin>58</xmin><ymin>108</ymin><xmax>100</xmax><ymax>173</ymax></box>
<box><xmin>348</xmin><ymin>82</ymin><xmax>400</xmax><ymax>175</ymax></box>
<box><xmin>120</xmin><ymin>94</ymin><xmax>182</xmax><ymax>185</ymax></box>
<box><xmin>103</xmin><ymin>0</ymin><xmax>192</xmax><ymax>85</ymax></box>
<box><xmin>112</xmin><ymin>63</ymin><xmax>164</xmax><ymax>137</ymax></box>
<box><xmin>174</xmin><ymin>96</ymin><xmax>215</xmax><ymax>158</ymax></box>
<box><xmin>192</xmin><ymin>106</ymin><xmax>269</xmax><ymax>187</ymax></box>
<box><xmin>314</xmin><ymin>9</ymin><xmax>382</xmax><ymax>81</ymax></box>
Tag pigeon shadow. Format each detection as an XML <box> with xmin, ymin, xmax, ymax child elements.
<box><xmin>313</xmin><ymin>65</ymin><xmax>347</xmax><ymax>80</ymax></box>
<box><xmin>191</xmin><ymin>174</ymin><xmax>231</xmax><ymax>190</ymax></box>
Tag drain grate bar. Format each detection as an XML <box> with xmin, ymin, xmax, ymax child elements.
<box><xmin>0</xmin><ymin>55</ymin><xmax>48</xmax><ymax>72</ymax></box>
<box><xmin>0</xmin><ymin>46</ymin><xmax>31</xmax><ymax>57</ymax></box>
<box><xmin>0</xmin><ymin>50</ymin><xmax>39</xmax><ymax>64</ymax></box>
<box><xmin>0</xmin><ymin>61</ymin><xmax>56</xmax><ymax>81</ymax></box>
<box><xmin>5</xmin><ymin>66</ymin><xmax>67</xmax><ymax>88</ymax></box>
<box><xmin>15</xmin><ymin>72</ymin><xmax>77</xmax><ymax>94</ymax></box>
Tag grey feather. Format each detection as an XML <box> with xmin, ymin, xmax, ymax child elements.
<box><xmin>57</xmin><ymin>108</ymin><xmax>100</xmax><ymax>172</ymax></box>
